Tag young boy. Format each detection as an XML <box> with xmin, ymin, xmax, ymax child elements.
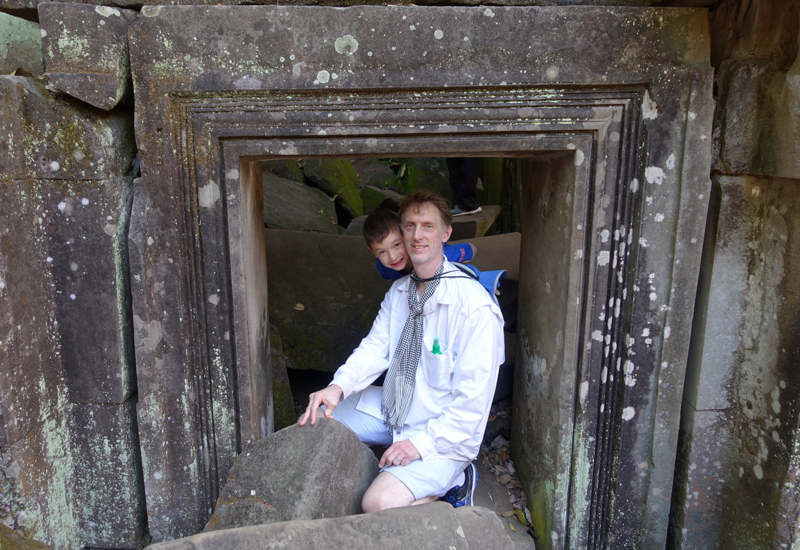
<box><xmin>364</xmin><ymin>200</ymin><xmax>476</xmax><ymax>280</ymax></box>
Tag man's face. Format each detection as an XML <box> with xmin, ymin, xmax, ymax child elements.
<box><xmin>401</xmin><ymin>202</ymin><xmax>452</xmax><ymax>274</ymax></box>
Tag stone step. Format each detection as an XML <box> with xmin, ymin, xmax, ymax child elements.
<box><xmin>450</xmin><ymin>205</ymin><xmax>501</xmax><ymax>240</ymax></box>
<box><xmin>151</xmin><ymin>502</ymin><xmax>513</xmax><ymax>550</ymax></box>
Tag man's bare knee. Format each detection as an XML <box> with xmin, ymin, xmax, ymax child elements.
<box><xmin>361</xmin><ymin>472</ymin><xmax>415</xmax><ymax>513</ymax></box>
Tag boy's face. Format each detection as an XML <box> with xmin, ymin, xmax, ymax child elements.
<box><xmin>369</xmin><ymin>228</ymin><xmax>410</xmax><ymax>272</ymax></box>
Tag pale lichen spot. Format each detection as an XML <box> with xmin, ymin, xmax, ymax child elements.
<box><xmin>545</xmin><ymin>65</ymin><xmax>559</xmax><ymax>80</ymax></box>
<box><xmin>366</xmin><ymin>138</ymin><xmax>378</xmax><ymax>148</ymax></box>
<box><xmin>483</xmin><ymin>8</ymin><xmax>495</xmax><ymax>17</ymax></box>
<box><xmin>630</xmin><ymin>178</ymin><xmax>639</xmax><ymax>193</ymax></box>
<box><xmin>645</xmin><ymin>166</ymin><xmax>665</xmax><ymax>185</ymax></box>
<box><xmin>334</xmin><ymin>35</ymin><xmax>359</xmax><ymax>55</ymax></box>
<box><xmin>434</xmin><ymin>29</ymin><xmax>444</xmax><ymax>39</ymax></box>
<box><xmin>574</xmin><ymin>149</ymin><xmax>585</xmax><ymax>166</ymax></box>
<box><xmin>81</xmin><ymin>198</ymin><xmax>89</xmax><ymax>206</ymax></box>
<box><xmin>664</xmin><ymin>326</ymin><xmax>671</xmax><ymax>339</ymax></box>
<box><xmin>600</xmin><ymin>229</ymin><xmax>610</xmax><ymax>243</ymax></box>
<box><xmin>566</xmin><ymin>143</ymin><xmax>576</xmax><ymax>150</ymax></box>
<box><xmin>41</xmin><ymin>29</ymin><xmax>47</xmax><ymax>38</ymax></box>
<box><xmin>642</xmin><ymin>89</ymin><xmax>658</xmax><ymax>119</ymax></box>
<box><xmin>141</xmin><ymin>5</ymin><xmax>162</xmax><ymax>17</ymax></box>
<box><xmin>688</xmin><ymin>111</ymin><xmax>697</xmax><ymax>120</ymax></box>
<box><xmin>666</xmin><ymin>153</ymin><xmax>676</xmax><ymax>170</ymax></box>
<box><xmin>592</xmin><ymin>330</ymin><xmax>603</xmax><ymax>342</ymax></box>
<box><xmin>753</xmin><ymin>464</ymin><xmax>763</xmax><ymax>479</ymax></box>
<box><xmin>597</xmin><ymin>250</ymin><xmax>610</xmax><ymax>266</ymax></box>
<box><xmin>456</xmin><ymin>525</ymin><xmax>465</xmax><ymax>538</ymax></box>
<box><xmin>655</xmin><ymin>213</ymin><xmax>664</xmax><ymax>222</ymax></box>
<box><xmin>226</xmin><ymin>169</ymin><xmax>240</xmax><ymax>181</ymax></box>
<box><xmin>639</xmin><ymin>237</ymin><xmax>649</xmax><ymax>248</ymax></box>
<box><xmin>622</xmin><ymin>407</ymin><xmax>636</xmax><ymax>421</ymax></box>
<box><xmin>316</xmin><ymin>70</ymin><xmax>331</xmax><ymax>84</ymax></box>
<box><xmin>104</xmin><ymin>224</ymin><xmax>117</xmax><ymax>236</ymax></box>
<box><xmin>208</xmin><ymin>294</ymin><xmax>220</xmax><ymax>306</ymax></box>
<box><xmin>198</xmin><ymin>180</ymin><xmax>221</xmax><ymax>208</ymax></box>
<box><xmin>49</xmin><ymin>161</ymin><xmax>60</xmax><ymax>171</ymax></box>
<box><xmin>278</xmin><ymin>144</ymin><xmax>299</xmax><ymax>156</ymax></box>
<box><xmin>649</xmin><ymin>292</ymin><xmax>657</xmax><ymax>301</ymax></box>
<box><xmin>95</xmin><ymin>6</ymin><xmax>121</xmax><ymax>17</ymax></box>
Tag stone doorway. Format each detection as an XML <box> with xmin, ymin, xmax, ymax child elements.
<box><xmin>128</xmin><ymin>6</ymin><xmax>712</xmax><ymax>548</ymax></box>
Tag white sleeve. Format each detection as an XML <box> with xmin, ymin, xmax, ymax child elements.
<box><xmin>330</xmin><ymin>289</ymin><xmax>393</xmax><ymax>400</ymax></box>
<box><xmin>409</xmin><ymin>305</ymin><xmax>502</xmax><ymax>460</ymax></box>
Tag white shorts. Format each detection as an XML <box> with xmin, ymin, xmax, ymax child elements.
<box><xmin>330</xmin><ymin>389</ymin><xmax>468</xmax><ymax>500</ymax></box>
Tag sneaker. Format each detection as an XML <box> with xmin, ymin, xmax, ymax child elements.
<box><xmin>439</xmin><ymin>463</ymin><xmax>478</xmax><ymax>508</ymax></box>
<box><xmin>450</xmin><ymin>206</ymin><xmax>482</xmax><ymax>217</ymax></box>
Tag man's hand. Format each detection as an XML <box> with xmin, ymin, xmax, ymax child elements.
<box><xmin>379</xmin><ymin>440</ymin><xmax>421</xmax><ymax>468</ymax></box>
<box><xmin>298</xmin><ymin>385</ymin><xmax>343</xmax><ymax>426</ymax></box>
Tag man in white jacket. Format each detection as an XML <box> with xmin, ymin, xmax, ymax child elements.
<box><xmin>299</xmin><ymin>189</ymin><xmax>505</xmax><ymax>512</ymax></box>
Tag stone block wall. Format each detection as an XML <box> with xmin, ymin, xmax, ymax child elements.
<box><xmin>0</xmin><ymin>75</ymin><xmax>145</xmax><ymax>548</ymax></box>
<box><xmin>669</xmin><ymin>0</ymin><xmax>800</xmax><ymax>548</ymax></box>
<box><xmin>0</xmin><ymin>0</ymin><xmax>796</xmax><ymax>549</ymax></box>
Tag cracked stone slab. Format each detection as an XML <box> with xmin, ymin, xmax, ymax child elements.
<box><xmin>0</xmin><ymin>76</ymin><xmax>135</xmax><ymax>180</ymax></box>
<box><xmin>39</xmin><ymin>3</ymin><xmax>137</xmax><ymax>110</ymax></box>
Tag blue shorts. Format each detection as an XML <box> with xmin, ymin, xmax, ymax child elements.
<box><xmin>330</xmin><ymin>391</ymin><xmax>468</xmax><ymax>500</ymax></box>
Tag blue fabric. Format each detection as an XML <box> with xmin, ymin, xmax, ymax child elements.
<box><xmin>374</xmin><ymin>242</ymin><xmax>474</xmax><ymax>281</ymax></box>
<box><xmin>452</xmin><ymin>264</ymin><xmax>508</xmax><ymax>306</ymax></box>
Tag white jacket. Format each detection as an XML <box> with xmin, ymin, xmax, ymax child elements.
<box><xmin>330</xmin><ymin>258</ymin><xmax>505</xmax><ymax>462</ymax></box>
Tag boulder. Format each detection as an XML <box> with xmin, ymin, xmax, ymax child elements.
<box><xmin>204</xmin><ymin>418</ymin><xmax>379</xmax><ymax>532</ymax></box>
<box><xmin>361</xmin><ymin>185</ymin><xmax>404</xmax><ymax>215</ymax></box>
<box><xmin>160</xmin><ymin>502</ymin><xmax>512</xmax><ymax>550</ymax></box>
<box><xmin>353</xmin><ymin>159</ymin><xmax>401</xmax><ymax>191</ymax></box>
<box><xmin>301</xmin><ymin>159</ymin><xmax>364</xmax><ymax>219</ymax></box>
<box><xmin>264</xmin><ymin>159</ymin><xmax>305</xmax><ymax>184</ymax></box>
<box><xmin>344</xmin><ymin>215</ymin><xmax>367</xmax><ymax>237</ymax></box>
<box><xmin>265</xmin><ymin>230</ymin><xmax>390</xmax><ymax>373</ymax></box>
<box><xmin>39</xmin><ymin>3</ymin><xmax>138</xmax><ymax>110</ymax></box>
<box><xmin>452</xmin><ymin>232</ymin><xmax>520</xmax><ymax>281</ymax></box>
<box><xmin>449</xmin><ymin>205</ymin><xmax>502</xmax><ymax>241</ymax></box>
<box><xmin>263</xmin><ymin>172</ymin><xmax>339</xmax><ymax>234</ymax></box>
<box><xmin>402</xmin><ymin>157</ymin><xmax>454</xmax><ymax>203</ymax></box>
<box><xmin>0</xmin><ymin>12</ymin><xmax>43</xmax><ymax>77</ymax></box>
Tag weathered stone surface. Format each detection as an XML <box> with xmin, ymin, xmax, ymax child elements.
<box><xmin>449</xmin><ymin>205</ymin><xmax>501</xmax><ymax>241</ymax></box>
<box><xmin>0</xmin><ymin>12</ymin><xmax>43</xmax><ymax>77</ymax></box>
<box><xmin>264</xmin><ymin>159</ymin><xmax>305</xmax><ymax>184</ymax></box>
<box><xmin>265</xmin><ymin>230</ymin><xmax>390</xmax><ymax>373</ymax></box>
<box><xmin>301</xmin><ymin>159</ymin><xmax>363</xmax><ymax>219</ymax></box>
<box><xmin>671</xmin><ymin>175</ymin><xmax>800</xmax><ymax>549</ymax></box>
<box><xmin>70</xmin><ymin>401</ymin><xmax>146</xmax><ymax>549</ymax></box>
<box><xmin>0</xmin><ymin>524</ymin><xmax>52</xmax><ymax>550</ymax></box>
<box><xmin>0</xmin><ymin>76</ymin><xmax>135</xmax><ymax>181</ymax></box>
<box><xmin>204</xmin><ymin>418</ymin><xmax>378</xmax><ymax>531</ymax></box>
<box><xmin>402</xmin><ymin>157</ymin><xmax>454</xmax><ymax>203</ymax></box>
<box><xmin>263</xmin><ymin>172</ymin><xmax>339</xmax><ymax>233</ymax></box>
<box><xmin>361</xmin><ymin>185</ymin><xmax>403</xmax><ymax>215</ymax></box>
<box><xmin>129</xmin><ymin>6</ymin><xmax>713</xmax><ymax>545</ymax></box>
<box><xmin>164</xmin><ymin>502</ymin><xmax>511</xmax><ymax>550</ymax></box>
<box><xmin>39</xmin><ymin>3</ymin><xmax>138</xmax><ymax>110</ymax></box>
<box><xmin>343</xmin><ymin>215</ymin><xmax>367</xmax><ymax>236</ymax></box>
<box><xmin>0</xmin><ymin>70</ymin><xmax>141</xmax><ymax>548</ymax></box>
<box><xmin>269</xmin><ymin>326</ymin><xmax>299</xmax><ymax>431</ymax></box>
<box><xmin>353</xmin><ymin>159</ymin><xmax>400</xmax><ymax>191</ymax></box>
<box><xmin>453</xmin><ymin>233</ymin><xmax>521</xmax><ymax>281</ymax></box>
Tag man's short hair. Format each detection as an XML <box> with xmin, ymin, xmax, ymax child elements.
<box><xmin>363</xmin><ymin>199</ymin><xmax>402</xmax><ymax>247</ymax></box>
<box><xmin>399</xmin><ymin>189</ymin><xmax>453</xmax><ymax>228</ymax></box>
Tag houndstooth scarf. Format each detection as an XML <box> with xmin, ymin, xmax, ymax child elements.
<box><xmin>381</xmin><ymin>258</ymin><xmax>445</xmax><ymax>433</ymax></box>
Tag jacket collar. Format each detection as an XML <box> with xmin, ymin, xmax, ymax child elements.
<box><xmin>397</xmin><ymin>256</ymin><xmax>454</xmax><ymax>310</ymax></box>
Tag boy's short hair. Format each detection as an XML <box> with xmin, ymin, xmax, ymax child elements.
<box><xmin>399</xmin><ymin>189</ymin><xmax>452</xmax><ymax>228</ymax></box>
<box><xmin>363</xmin><ymin>199</ymin><xmax>402</xmax><ymax>247</ymax></box>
